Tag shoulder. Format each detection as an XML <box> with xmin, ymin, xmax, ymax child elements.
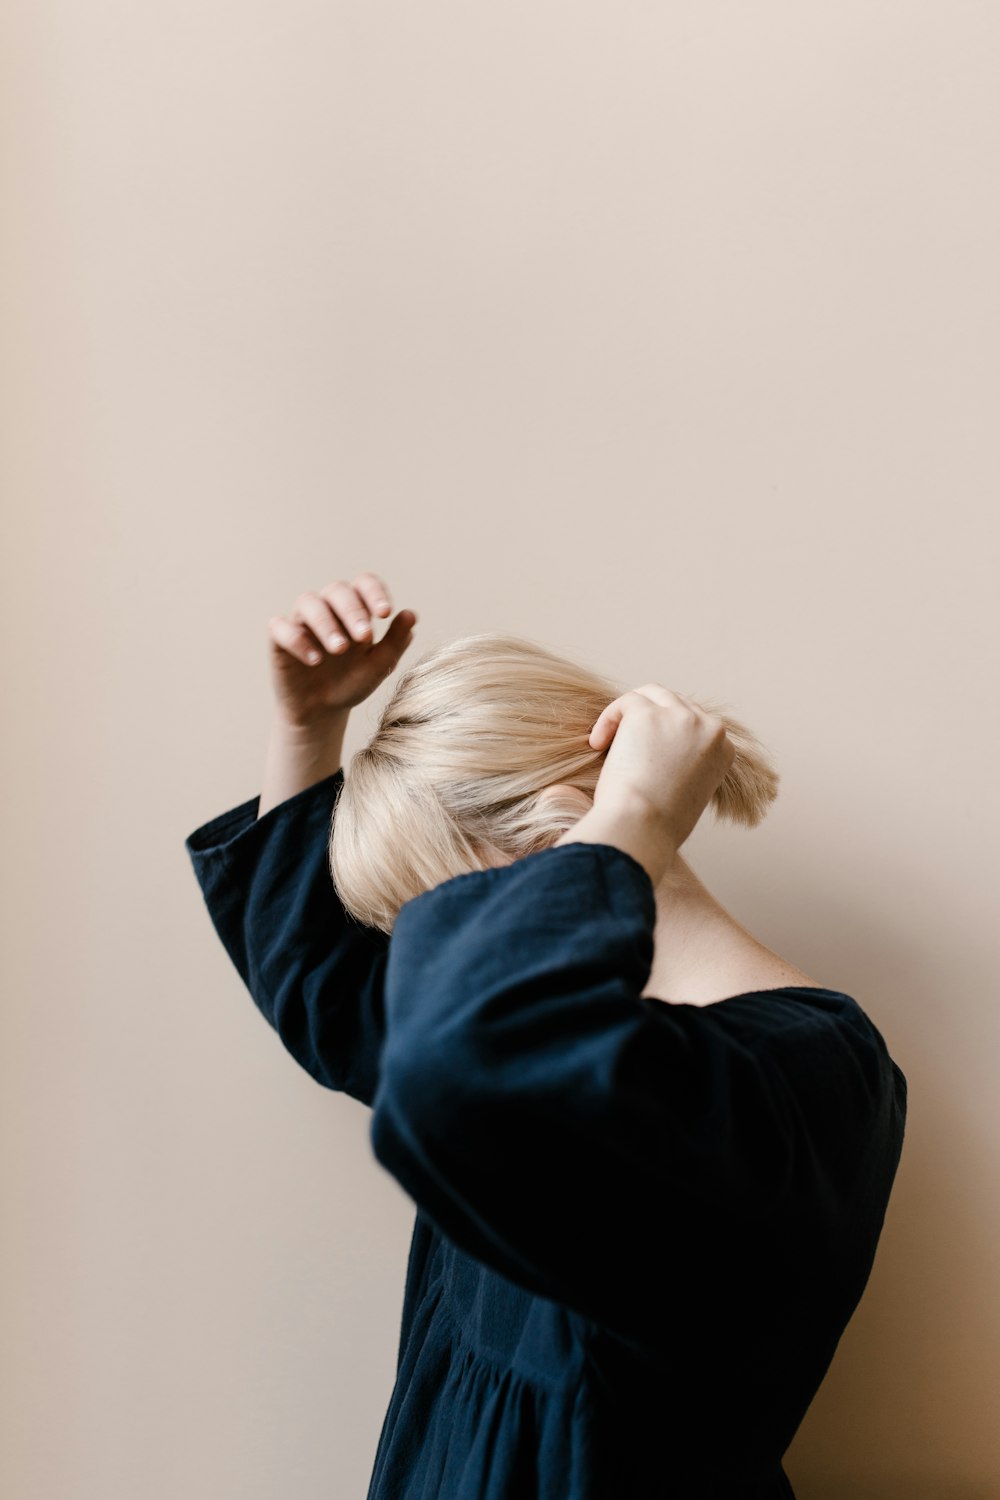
<box><xmin>670</xmin><ymin>986</ymin><xmax>901</xmax><ymax>1121</ymax></box>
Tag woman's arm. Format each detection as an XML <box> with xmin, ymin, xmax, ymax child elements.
<box><xmin>185</xmin><ymin>570</ymin><xmax>417</xmax><ymax>1103</ymax></box>
<box><xmin>185</xmin><ymin>765</ymin><xmax>389</xmax><ymax>1104</ymax></box>
<box><xmin>258</xmin><ymin>571</ymin><xmax>416</xmax><ymax>814</ymax></box>
<box><xmin>258</xmin><ymin>709</ymin><xmax>349</xmax><ymax>817</ymax></box>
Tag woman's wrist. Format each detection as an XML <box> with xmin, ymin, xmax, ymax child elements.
<box><xmin>258</xmin><ymin>709</ymin><xmax>351</xmax><ymax>818</ymax></box>
<box><xmin>553</xmin><ymin>801</ymin><xmax>678</xmax><ymax>890</ymax></box>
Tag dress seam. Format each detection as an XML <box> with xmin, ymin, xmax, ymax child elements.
<box><xmin>434</xmin><ymin>1289</ymin><xmax>577</xmax><ymax>1395</ymax></box>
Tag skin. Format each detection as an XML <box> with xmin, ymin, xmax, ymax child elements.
<box><xmin>259</xmin><ymin>572</ymin><xmax>416</xmax><ymax>817</ymax></box>
<box><xmin>260</xmin><ymin>571</ymin><xmax>821</xmax><ymax>1005</ymax></box>
<box><xmin>543</xmin><ymin>783</ymin><xmax>820</xmax><ymax>1006</ymax></box>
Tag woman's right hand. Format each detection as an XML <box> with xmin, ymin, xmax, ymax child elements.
<box><xmin>587</xmin><ymin>684</ymin><xmax>736</xmax><ymax>855</ymax></box>
<box><xmin>267</xmin><ymin>572</ymin><xmax>418</xmax><ymax>729</ymax></box>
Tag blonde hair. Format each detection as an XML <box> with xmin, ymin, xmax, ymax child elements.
<box><xmin>329</xmin><ymin>632</ymin><xmax>779</xmax><ymax>935</ymax></box>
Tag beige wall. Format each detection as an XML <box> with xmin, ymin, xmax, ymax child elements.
<box><xmin>3</xmin><ymin>2</ymin><xmax>997</xmax><ymax>1496</ymax></box>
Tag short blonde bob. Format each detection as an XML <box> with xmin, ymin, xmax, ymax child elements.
<box><xmin>329</xmin><ymin>632</ymin><xmax>778</xmax><ymax>935</ymax></box>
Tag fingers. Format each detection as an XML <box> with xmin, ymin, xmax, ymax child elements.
<box><xmin>272</xmin><ymin>572</ymin><xmax>417</xmax><ymax>667</ymax></box>
<box><xmin>291</xmin><ymin>591</ymin><xmax>349</xmax><ymax>654</ymax></box>
<box><xmin>589</xmin><ymin>689</ymin><xmax>650</xmax><ymax>750</ymax></box>
<box><xmin>351</xmin><ymin>572</ymin><xmax>394</xmax><ymax>623</ymax></box>
<box><xmin>635</xmin><ymin>683</ymin><xmax>700</xmax><ymax>712</ymax></box>
<box><xmin>365</xmin><ymin>606</ymin><xmax>418</xmax><ymax>667</ymax></box>
<box><xmin>317</xmin><ymin>577</ymin><xmax>387</xmax><ymax>644</ymax></box>
<box><xmin>587</xmin><ymin>684</ymin><xmax>710</xmax><ymax>749</ymax></box>
<box><xmin>268</xmin><ymin>613</ymin><xmax>327</xmax><ymax>666</ymax></box>
<box><xmin>285</xmin><ymin>574</ymin><xmax>401</xmax><ymax>653</ymax></box>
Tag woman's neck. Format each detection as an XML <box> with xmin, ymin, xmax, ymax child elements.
<box><xmin>640</xmin><ymin>852</ymin><xmax>821</xmax><ymax>1007</ymax></box>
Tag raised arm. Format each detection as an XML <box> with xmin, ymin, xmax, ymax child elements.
<box><xmin>185</xmin><ymin>761</ymin><xmax>388</xmax><ymax>1103</ymax></box>
<box><xmin>184</xmin><ymin>571</ymin><xmax>418</xmax><ymax>1105</ymax></box>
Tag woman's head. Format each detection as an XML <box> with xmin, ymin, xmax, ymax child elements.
<box><xmin>329</xmin><ymin>632</ymin><xmax>779</xmax><ymax>934</ymax></box>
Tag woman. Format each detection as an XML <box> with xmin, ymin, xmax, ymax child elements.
<box><xmin>185</xmin><ymin>569</ymin><xmax>907</xmax><ymax>1500</ymax></box>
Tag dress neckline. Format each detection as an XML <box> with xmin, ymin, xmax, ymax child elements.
<box><xmin>640</xmin><ymin>984</ymin><xmax>852</xmax><ymax>1012</ymax></box>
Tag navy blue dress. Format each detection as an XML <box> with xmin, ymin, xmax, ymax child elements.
<box><xmin>184</xmin><ymin>768</ymin><xmax>907</xmax><ymax>1499</ymax></box>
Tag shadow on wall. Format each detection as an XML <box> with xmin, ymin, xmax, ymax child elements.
<box><xmin>750</xmin><ymin>841</ymin><xmax>1000</xmax><ymax>1498</ymax></box>
<box><xmin>792</xmin><ymin>1483</ymin><xmax>992</xmax><ymax>1500</ymax></box>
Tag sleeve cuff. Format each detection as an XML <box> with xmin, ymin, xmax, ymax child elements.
<box><xmin>183</xmin><ymin>767</ymin><xmax>345</xmax><ymax>862</ymax></box>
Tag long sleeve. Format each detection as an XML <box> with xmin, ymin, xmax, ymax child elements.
<box><xmin>184</xmin><ymin>768</ymin><xmax>388</xmax><ymax>1106</ymax></box>
<box><xmin>369</xmin><ymin>840</ymin><xmax>907</xmax><ymax>1352</ymax></box>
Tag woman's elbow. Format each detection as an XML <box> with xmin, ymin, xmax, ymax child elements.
<box><xmin>369</xmin><ymin>1038</ymin><xmax>479</xmax><ymax>1172</ymax></box>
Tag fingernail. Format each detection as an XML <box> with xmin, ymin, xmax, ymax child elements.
<box><xmin>328</xmin><ymin>633</ymin><xmax>344</xmax><ymax>648</ymax></box>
